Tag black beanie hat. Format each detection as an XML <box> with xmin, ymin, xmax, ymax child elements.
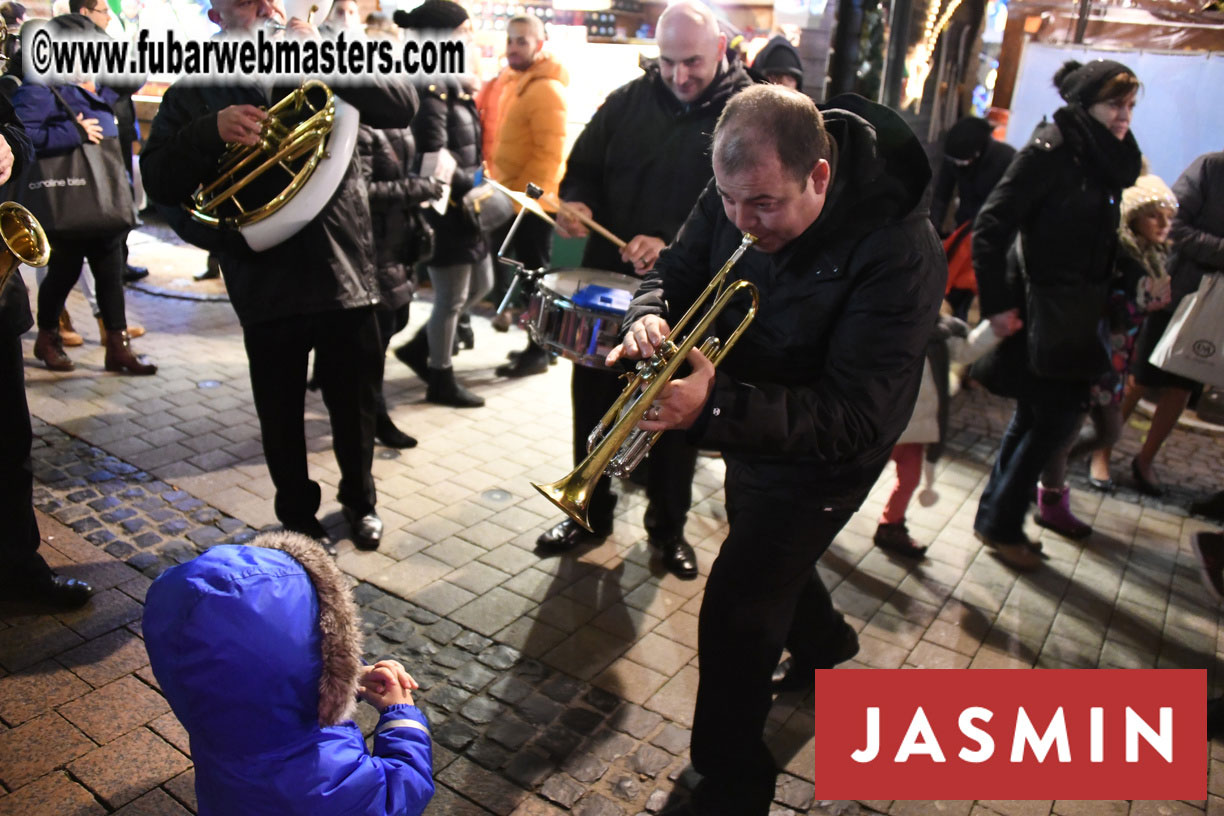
<box><xmin>943</xmin><ymin>116</ymin><xmax>994</xmax><ymax>161</ymax></box>
<box><xmin>1054</xmin><ymin>59</ymin><xmax>1135</xmax><ymax>105</ymax></box>
<box><xmin>393</xmin><ymin>0</ymin><xmax>468</xmax><ymax>31</ymax></box>
<box><xmin>753</xmin><ymin>35</ymin><xmax>804</xmax><ymax>92</ymax></box>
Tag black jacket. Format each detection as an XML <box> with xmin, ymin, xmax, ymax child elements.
<box><xmin>621</xmin><ymin>95</ymin><xmax>946</xmax><ymax>508</ymax></box>
<box><xmin>970</xmin><ymin>113</ymin><xmax>1137</xmax><ymax>398</ymax></box>
<box><xmin>141</xmin><ymin>79</ymin><xmax>417</xmax><ymax>326</ymax></box>
<box><xmin>1167</xmin><ymin>151</ymin><xmax>1224</xmax><ymax>306</ymax></box>
<box><xmin>413</xmin><ymin>78</ymin><xmax>484</xmax><ymax>266</ymax></box>
<box><xmin>929</xmin><ymin>137</ymin><xmax>1015</xmax><ymax>233</ymax></box>
<box><xmin>0</xmin><ymin>93</ymin><xmax>32</xmax><ymax>337</ymax></box>
<box><xmin>559</xmin><ymin>61</ymin><xmax>753</xmax><ymax>277</ymax></box>
<box><xmin>357</xmin><ymin>123</ymin><xmax>437</xmax><ymax>311</ymax></box>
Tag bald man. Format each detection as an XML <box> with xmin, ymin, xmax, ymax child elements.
<box><xmin>534</xmin><ymin>1</ymin><xmax>752</xmax><ymax>580</ymax></box>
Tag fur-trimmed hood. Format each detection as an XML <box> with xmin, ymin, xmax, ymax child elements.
<box><xmin>143</xmin><ymin>533</ymin><xmax>363</xmax><ymax>757</ymax></box>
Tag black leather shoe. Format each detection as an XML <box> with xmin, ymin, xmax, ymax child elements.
<box><xmin>772</xmin><ymin>620</ymin><xmax>860</xmax><ymax>693</ymax></box>
<box><xmin>649</xmin><ymin>535</ymin><xmax>697</xmax><ymax>579</ymax></box>
<box><xmin>536</xmin><ymin>518</ymin><xmax>610</xmax><ymax>553</ymax></box>
<box><xmin>375</xmin><ymin>412</ymin><xmax>418</xmax><ymax>449</ymax></box>
<box><xmin>1131</xmin><ymin>457</ymin><xmax>1164</xmax><ymax>497</ymax></box>
<box><xmin>2</xmin><ymin>573</ymin><xmax>93</xmax><ymax>609</ymax></box>
<box><xmin>345</xmin><ymin>509</ymin><xmax>383</xmax><ymax>551</ymax></box>
<box><xmin>1088</xmin><ymin>476</ymin><xmax>1115</xmax><ymax>492</ymax></box>
<box><xmin>394</xmin><ymin>331</ymin><xmax>430</xmax><ymax>382</ymax></box>
<box><xmin>496</xmin><ymin>348</ymin><xmax>550</xmax><ymax>378</ymax></box>
<box><xmin>123</xmin><ymin>264</ymin><xmax>149</xmax><ymax>282</ymax></box>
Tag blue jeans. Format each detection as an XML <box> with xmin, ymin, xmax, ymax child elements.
<box><xmin>975</xmin><ymin>393</ymin><xmax>1087</xmax><ymax>541</ymax></box>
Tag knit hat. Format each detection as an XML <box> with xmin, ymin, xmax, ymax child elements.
<box><xmin>753</xmin><ymin>35</ymin><xmax>803</xmax><ymax>92</ymax></box>
<box><xmin>393</xmin><ymin>0</ymin><xmax>468</xmax><ymax>30</ymax></box>
<box><xmin>1054</xmin><ymin>59</ymin><xmax>1136</xmax><ymax>105</ymax></box>
<box><xmin>943</xmin><ymin>116</ymin><xmax>994</xmax><ymax>161</ymax></box>
<box><xmin>1121</xmin><ymin>174</ymin><xmax>1177</xmax><ymax>224</ymax></box>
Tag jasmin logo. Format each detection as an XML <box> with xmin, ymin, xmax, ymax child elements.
<box><xmin>811</xmin><ymin>670</ymin><xmax>1204</xmax><ymax>799</ymax></box>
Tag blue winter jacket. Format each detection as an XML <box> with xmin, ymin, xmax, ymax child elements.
<box><xmin>11</xmin><ymin>84</ymin><xmax>120</xmax><ymax>157</ymax></box>
<box><xmin>143</xmin><ymin>535</ymin><xmax>435</xmax><ymax>816</ymax></box>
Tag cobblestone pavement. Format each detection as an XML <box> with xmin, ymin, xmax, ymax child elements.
<box><xmin>3</xmin><ymin>223</ymin><xmax>1224</xmax><ymax>815</ymax></box>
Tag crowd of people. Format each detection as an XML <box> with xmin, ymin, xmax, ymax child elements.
<box><xmin>1</xmin><ymin>0</ymin><xmax>1223</xmax><ymax>813</ymax></box>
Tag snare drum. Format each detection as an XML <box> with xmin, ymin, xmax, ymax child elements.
<box><xmin>524</xmin><ymin>268</ymin><xmax>640</xmax><ymax>368</ymax></box>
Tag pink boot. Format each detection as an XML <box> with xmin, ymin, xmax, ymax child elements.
<box><xmin>1035</xmin><ymin>484</ymin><xmax>1092</xmax><ymax>539</ymax></box>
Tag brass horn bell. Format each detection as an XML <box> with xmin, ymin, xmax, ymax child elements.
<box><xmin>0</xmin><ymin>201</ymin><xmax>52</xmax><ymax>293</ymax></box>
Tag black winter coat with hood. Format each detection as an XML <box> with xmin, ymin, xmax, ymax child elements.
<box><xmin>141</xmin><ymin>78</ymin><xmax>418</xmax><ymax>327</ymax></box>
<box><xmin>412</xmin><ymin>78</ymin><xmax>485</xmax><ymax>266</ymax></box>
<box><xmin>621</xmin><ymin>94</ymin><xmax>947</xmax><ymax>508</ymax></box>
<box><xmin>560</xmin><ymin>60</ymin><xmax>753</xmax><ymax>277</ymax></box>
<box><xmin>969</xmin><ymin>108</ymin><xmax>1141</xmax><ymax>399</ymax></box>
<box><xmin>357</xmin><ymin>123</ymin><xmax>439</xmax><ymax>311</ymax></box>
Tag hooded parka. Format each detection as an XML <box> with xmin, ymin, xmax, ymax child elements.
<box><xmin>143</xmin><ymin>534</ymin><xmax>434</xmax><ymax>816</ymax></box>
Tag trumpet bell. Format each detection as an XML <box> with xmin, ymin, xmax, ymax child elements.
<box><xmin>532</xmin><ymin>474</ymin><xmax>597</xmax><ymax>534</ymax></box>
<box><xmin>0</xmin><ymin>202</ymin><xmax>52</xmax><ymax>292</ymax></box>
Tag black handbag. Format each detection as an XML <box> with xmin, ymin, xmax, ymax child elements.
<box><xmin>21</xmin><ymin>87</ymin><xmax>137</xmax><ymax>240</ymax></box>
<box><xmin>460</xmin><ymin>182</ymin><xmax>514</xmax><ymax>233</ymax></box>
<box><xmin>403</xmin><ymin>206</ymin><xmax>435</xmax><ymax>266</ymax></box>
<box><xmin>1024</xmin><ymin>280</ymin><xmax>1111</xmax><ymax>381</ymax></box>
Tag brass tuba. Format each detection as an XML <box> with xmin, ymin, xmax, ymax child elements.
<box><xmin>533</xmin><ymin>233</ymin><xmax>760</xmax><ymax>532</ymax></box>
<box><xmin>0</xmin><ymin>202</ymin><xmax>52</xmax><ymax>294</ymax></box>
<box><xmin>188</xmin><ymin>79</ymin><xmax>359</xmax><ymax>252</ymax></box>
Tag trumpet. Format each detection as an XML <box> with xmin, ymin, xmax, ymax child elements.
<box><xmin>0</xmin><ymin>202</ymin><xmax>52</xmax><ymax>294</ymax></box>
<box><xmin>532</xmin><ymin>233</ymin><xmax>760</xmax><ymax>532</ymax></box>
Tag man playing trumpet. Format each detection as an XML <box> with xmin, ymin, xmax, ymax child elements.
<box><xmin>142</xmin><ymin>0</ymin><xmax>417</xmax><ymax>551</ymax></box>
<box><xmin>608</xmin><ymin>85</ymin><xmax>946</xmax><ymax>815</ymax></box>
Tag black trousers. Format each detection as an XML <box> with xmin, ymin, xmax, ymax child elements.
<box><xmin>570</xmin><ymin>362</ymin><xmax>697</xmax><ymax>539</ymax></box>
<box><xmin>0</xmin><ymin>331</ymin><xmax>51</xmax><ymax>584</ymax></box>
<box><xmin>243</xmin><ymin>307</ymin><xmax>382</xmax><ymax>526</ymax></box>
<box><xmin>37</xmin><ymin>231</ymin><xmax>128</xmax><ymax>332</ymax></box>
<box><xmin>489</xmin><ymin>213</ymin><xmax>554</xmax><ymax>307</ymax></box>
<box><xmin>690</xmin><ymin>462</ymin><xmax>854</xmax><ymax>816</ymax></box>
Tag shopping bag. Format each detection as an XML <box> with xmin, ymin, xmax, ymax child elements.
<box><xmin>1148</xmin><ymin>273</ymin><xmax>1224</xmax><ymax>389</ymax></box>
<box><xmin>22</xmin><ymin>139</ymin><xmax>137</xmax><ymax>239</ymax></box>
<box><xmin>20</xmin><ymin>87</ymin><xmax>136</xmax><ymax>239</ymax></box>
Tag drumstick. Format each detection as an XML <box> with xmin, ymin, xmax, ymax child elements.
<box><xmin>542</xmin><ymin>193</ymin><xmax>627</xmax><ymax>249</ymax></box>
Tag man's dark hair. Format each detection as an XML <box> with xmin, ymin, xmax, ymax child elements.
<box><xmin>0</xmin><ymin>2</ymin><xmax>25</xmax><ymax>27</ymax></box>
<box><xmin>69</xmin><ymin>0</ymin><xmax>98</xmax><ymax>14</ymax></box>
<box><xmin>713</xmin><ymin>84</ymin><xmax>830</xmax><ymax>185</ymax></box>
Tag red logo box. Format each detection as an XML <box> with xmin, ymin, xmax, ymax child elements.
<box><xmin>810</xmin><ymin>670</ymin><xmax>1206</xmax><ymax>800</ymax></box>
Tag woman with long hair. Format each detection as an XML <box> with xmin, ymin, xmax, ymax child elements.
<box><xmin>970</xmin><ymin>59</ymin><xmax>1142</xmax><ymax>568</ymax></box>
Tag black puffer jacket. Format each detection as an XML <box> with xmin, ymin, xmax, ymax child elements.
<box><xmin>930</xmin><ymin>137</ymin><xmax>1015</xmax><ymax>233</ymax></box>
<box><xmin>357</xmin><ymin>123</ymin><xmax>438</xmax><ymax>311</ymax></box>
<box><xmin>560</xmin><ymin>60</ymin><xmax>753</xmax><ymax>277</ymax></box>
<box><xmin>1167</xmin><ymin>151</ymin><xmax>1224</xmax><ymax>305</ymax></box>
<box><xmin>621</xmin><ymin>95</ymin><xmax>947</xmax><ymax>508</ymax></box>
<box><xmin>413</xmin><ymin>78</ymin><xmax>485</xmax><ymax>266</ymax></box>
<box><xmin>970</xmin><ymin>109</ymin><xmax>1140</xmax><ymax>398</ymax></box>
<box><xmin>141</xmin><ymin>80</ymin><xmax>417</xmax><ymax>327</ymax></box>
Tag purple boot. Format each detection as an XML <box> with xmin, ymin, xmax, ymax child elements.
<box><xmin>1035</xmin><ymin>484</ymin><xmax>1092</xmax><ymax>540</ymax></box>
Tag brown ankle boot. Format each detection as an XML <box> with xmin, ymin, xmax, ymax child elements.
<box><xmin>59</xmin><ymin>311</ymin><xmax>83</xmax><ymax>346</ymax></box>
<box><xmin>34</xmin><ymin>329</ymin><xmax>74</xmax><ymax>371</ymax></box>
<box><xmin>103</xmin><ymin>330</ymin><xmax>157</xmax><ymax>375</ymax></box>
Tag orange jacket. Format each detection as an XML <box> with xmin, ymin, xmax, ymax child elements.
<box><xmin>484</xmin><ymin>52</ymin><xmax>570</xmax><ymax>200</ymax></box>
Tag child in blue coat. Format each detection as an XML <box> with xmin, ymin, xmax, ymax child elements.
<box><xmin>143</xmin><ymin>532</ymin><xmax>434</xmax><ymax>816</ymax></box>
